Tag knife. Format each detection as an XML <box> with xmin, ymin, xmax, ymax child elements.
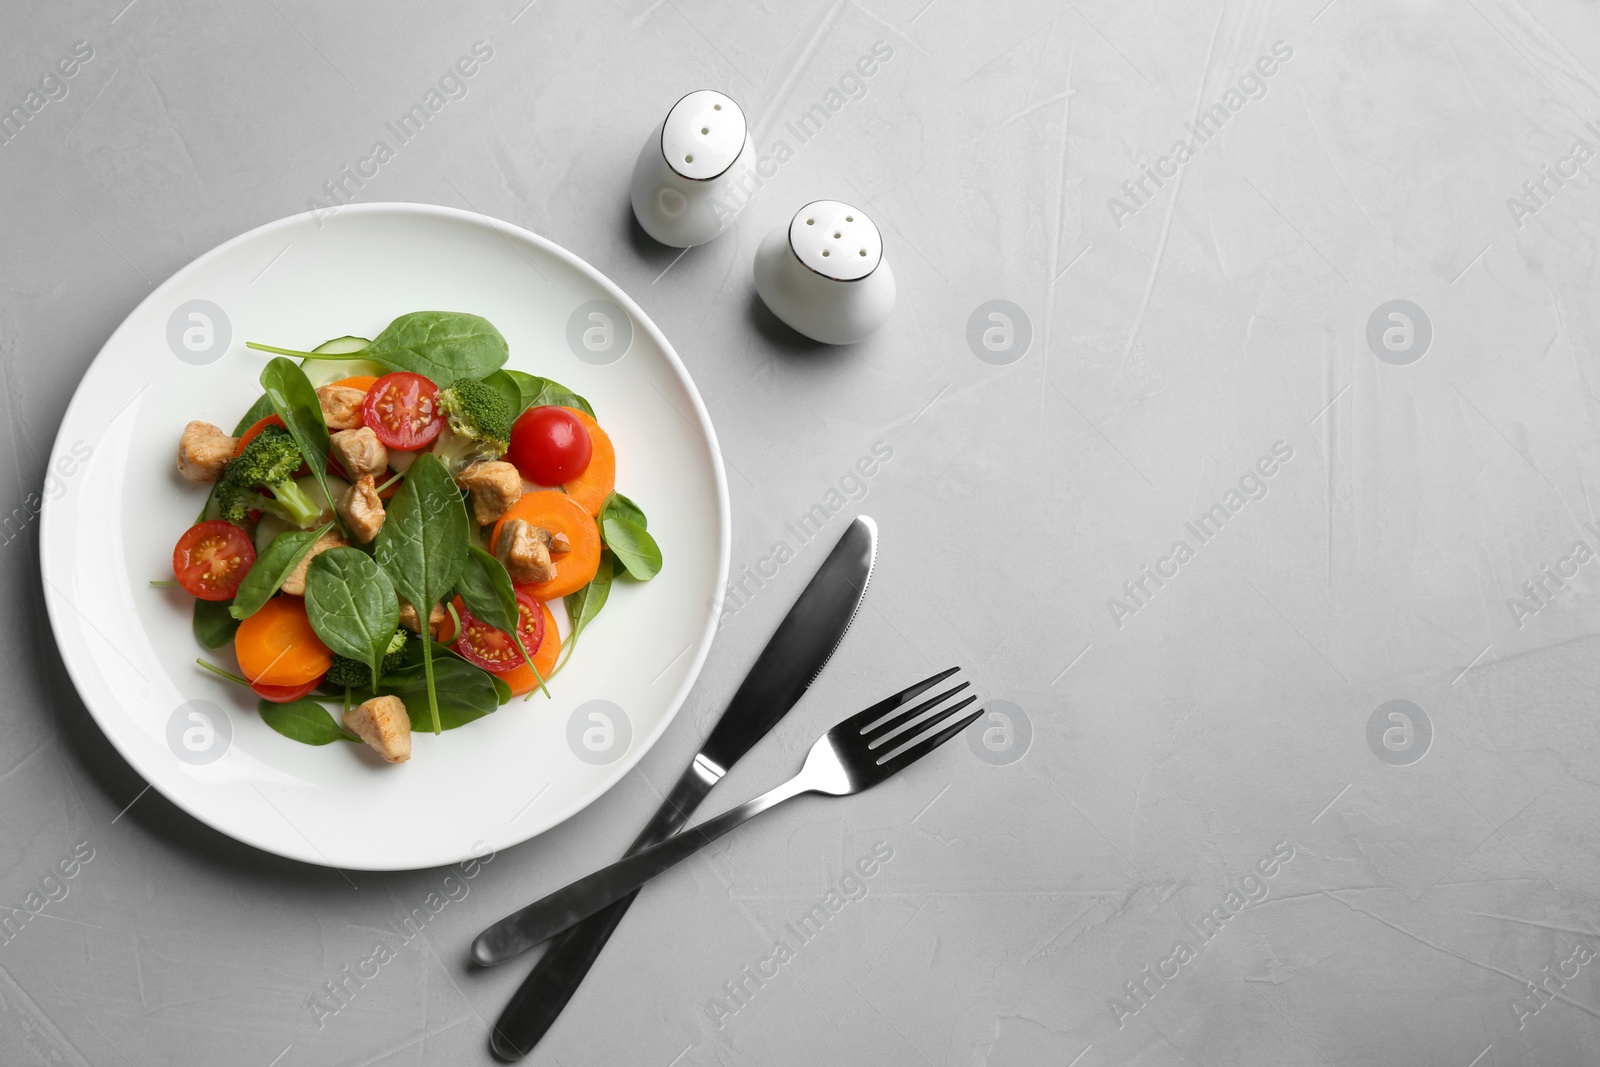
<box><xmin>478</xmin><ymin>516</ymin><xmax>878</xmax><ymax>1060</ymax></box>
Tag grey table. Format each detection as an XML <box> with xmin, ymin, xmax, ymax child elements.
<box><xmin>4</xmin><ymin>0</ymin><xmax>1599</xmax><ymax>1064</ymax></box>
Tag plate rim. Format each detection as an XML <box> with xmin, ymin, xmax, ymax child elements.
<box><xmin>39</xmin><ymin>201</ymin><xmax>731</xmax><ymax>871</ymax></box>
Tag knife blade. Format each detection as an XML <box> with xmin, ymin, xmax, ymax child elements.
<box><xmin>477</xmin><ymin>516</ymin><xmax>876</xmax><ymax>1059</ymax></box>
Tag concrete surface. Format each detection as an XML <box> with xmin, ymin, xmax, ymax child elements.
<box><xmin>3</xmin><ymin>0</ymin><xmax>1600</xmax><ymax>1064</ymax></box>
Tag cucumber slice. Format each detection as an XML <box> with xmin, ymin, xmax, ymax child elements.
<box><xmin>312</xmin><ymin>335</ymin><xmax>371</xmax><ymax>355</ymax></box>
<box><xmin>300</xmin><ymin>335</ymin><xmax>383</xmax><ymax>386</ymax></box>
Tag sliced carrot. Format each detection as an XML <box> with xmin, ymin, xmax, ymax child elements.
<box><xmin>501</xmin><ymin>603</ymin><xmax>560</xmax><ymax>697</ymax></box>
<box><xmin>234</xmin><ymin>596</ymin><xmax>331</xmax><ymax>686</ymax></box>
<box><xmin>560</xmin><ymin>408</ymin><xmax>615</xmax><ymax>516</ymax></box>
<box><xmin>328</xmin><ymin>375</ymin><xmax>379</xmax><ymax>392</ymax></box>
<box><xmin>234</xmin><ymin>414</ymin><xmax>285</xmax><ymax>457</ymax></box>
<box><xmin>491</xmin><ymin>492</ymin><xmax>601</xmax><ymax>600</ymax></box>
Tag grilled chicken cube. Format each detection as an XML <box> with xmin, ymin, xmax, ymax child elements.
<box><xmin>399</xmin><ymin>601</ymin><xmax>449</xmax><ymax>641</ymax></box>
<box><xmin>344</xmin><ymin>695</ymin><xmax>411</xmax><ymax>763</ymax></box>
<box><xmin>338</xmin><ymin>474</ymin><xmax>385</xmax><ymax>543</ymax></box>
<box><xmin>177</xmin><ymin>421</ymin><xmax>238</xmax><ymax>483</ymax></box>
<box><xmin>495</xmin><ymin>518</ymin><xmax>556</xmax><ymax>584</ymax></box>
<box><xmin>455</xmin><ymin>461</ymin><xmax>523</xmax><ymax>525</ymax></box>
<box><xmin>329</xmin><ymin>426</ymin><xmax>388</xmax><ymax>479</ymax></box>
<box><xmin>280</xmin><ymin>531</ymin><xmax>349</xmax><ymax>596</ymax></box>
<box><xmin>316</xmin><ymin>384</ymin><xmax>367</xmax><ymax>431</ymax></box>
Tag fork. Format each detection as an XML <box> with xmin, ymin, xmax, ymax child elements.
<box><xmin>473</xmin><ymin>668</ymin><xmax>979</xmax><ymax>955</ymax></box>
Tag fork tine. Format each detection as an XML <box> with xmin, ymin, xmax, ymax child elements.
<box><xmin>864</xmin><ymin>682</ymin><xmax>971</xmax><ymax>748</ymax></box>
<box><xmin>843</xmin><ymin>666</ymin><xmax>961</xmax><ymax>734</ymax></box>
<box><xmin>876</xmin><ymin>697</ymin><xmax>982</xmax><ymax>768</ymax></box>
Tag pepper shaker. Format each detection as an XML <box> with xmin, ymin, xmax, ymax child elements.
<box><xmin>629</xmin><ymin>89</ymin><xmax>753</xmax><ymax>247</ymax></box>
<box><xmin>753</xmin><ymin>200</ymin><xmax>896</xmax><ymax>344</ymax></box>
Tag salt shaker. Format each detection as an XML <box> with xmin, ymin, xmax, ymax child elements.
<box><xmin>629</xmin><ymin>89</ymin><xmax>753</xmax><ymax>247</ymax></box>
<box><xmin>753</xmin><ymin>200</ymin><xmax>896</xmax><ymax>344</ymax></box>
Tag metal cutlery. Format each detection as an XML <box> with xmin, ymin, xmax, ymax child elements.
<box><xmin>480</xmin><ymin>668</ymin><xmax>978</xmax><ymax>949</ymax></box>
<box><xmin>482</xmin><ymin>517</ymin><xmax>878</xmax><ymax>1061</ymax></box>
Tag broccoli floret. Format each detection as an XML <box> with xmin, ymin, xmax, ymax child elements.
<box><xmin>323</xmin><ymin>655</ymin><xmax>373</xmax><ymax>689</ymax></box>
<box><xmin>324</xmin><ymin>631</ymin><xmax>408</xmax><ymax>689</ymax></box>
<box><xmin>434</xmin><ymin>379</ymin><xmax>513</xmax><ymax>472</ymax></box>
<box><xmin>216</xmin><ymin>425</ymin><xmax>323</xmax><ymax>528</ymax></box>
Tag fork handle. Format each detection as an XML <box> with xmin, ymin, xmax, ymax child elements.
<box><xmin>500</xmin><ymin>778</ymin><xmax>811</xmax><ymax>947</ymax></box>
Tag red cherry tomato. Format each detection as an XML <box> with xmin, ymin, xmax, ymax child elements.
<box><xmin>509</xmin><ymin>406</ymin><xmax>593</xmax><ymax>485</ymax></box>
<box><xmin>361</xmin><ymin>372</ymin><xmax>443</xmax><ymax>450</ymax></box>
<box><xmin>173</xmin><ymin>521</ymin><xmax>257</xmax><ymax>601</ymax></box>
<box><xmin>452</xmin><ymin>589</ymin><xmax>546</xmax><ymax>674</ymax></box>
<box><xmin>251</xmin><ymin>676</ymin><xmax>323</xmax><ymax>703</ymax></box>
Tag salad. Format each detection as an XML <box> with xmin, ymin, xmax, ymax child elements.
<box><xmin>168</xmin><ymin>311</ymin><xmax>661</xmax><ymax>764</ymax></box>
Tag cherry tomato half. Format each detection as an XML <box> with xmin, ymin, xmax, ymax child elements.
<box><xmin>173</xmin><ymin>520</ymin><xmax>257</xmax><ymax>601</ymax></box>
<box><xmin>509</xmin><ymin>406</ymin><xmax>592</xmax><ymax>485</ymax></box>
<box><xmin>452</xmin><ymin>589</ymin><xmax>546</xmax><ymax>674</ymax></box>
<box><xmin>362</xmin><ymin>371</ymin><xmax>443</xmax><ymax>451</ymax></box>
<box><xmin>251</xmin><ymin>676</ymin><xmax>323</xmax><ymax>703</ymax></box>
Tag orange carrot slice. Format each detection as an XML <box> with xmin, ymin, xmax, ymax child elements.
<box><xmin>491</xmin><ymin>492</ymin><xmax>601</xmax><ymax>600</ymax></box>
<box><xmin>501</xmin><ymin>603</ymin><xmax>560</xmax><ymax>697</ymax></box>
<box><xmin>560</xmin><ymin>409</ymin><xmax>615</xmax><ymax>516</ymax></box>
<box><xmin>234</xmin><ymin>596</ymin><xmax>331</xmax><ymax>686</ymax></box>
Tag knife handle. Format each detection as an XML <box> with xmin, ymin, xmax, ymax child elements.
<box><xmin>488</xmin><ymin>892</ymin><xmax>636</xmax><ymax>1061</ymax></box>
<box><xmin>485</xmin><ymin>762</ymin><xmax>716</xmax><ymax>1060</ymax></box>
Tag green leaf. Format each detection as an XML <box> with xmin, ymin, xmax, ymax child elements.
<box><xmin>193</xmin><ymin>598</ymin><xmax>240</xmax><ymax>649</ymax></box>
<box><xmin>604</xmin><ymin>491</ymin><xmax>647</xmax><ymax>529</ymax></box>
<box><xmin>373</xmin><ymin>452</ymin><xmax>469</xmax><ymax>733</ymax></box>
<box><xmin>601</xmin><ymin>496</ymin><xmax>662</xmax><ymax>580</ymax></box>
<box><xmin>456</xmin><ymin>544</ymin><xmax>549</xmax><ymax>696</ymax></box>
<box><xmin>304</xmin><ymin>548</ymin><xmax>400</xmax><ymax>689</ymax></box>
<box><xmin>259</xmin><ymin>357</ymin><xmax>342</xmax><ymax>537</ymax></box>
<box><xmin>258</xmin><ymin>698</ymin><xmax>357</xmax><ymax>745</ymax></box>
<box><xmin>558</xmin><ymin>550</ymin><xmax>612</xmax><ymax>673</ymax></box>
<box><xmin>481</xmin><ymin>370</ymin><xmax>525</xmax><ymax>419</ymax></box>
<box><xmin>231</xmin><ymin>394</ymin><xmax>275</xmax><ymax>437</ymax></box>
<box><xmin>383</xmin><ymin>652</ymin><xmax>503</xmax><ymax>730</ymax></box>
<box><xmin>504</xmin><ymin>369</ymin><xmax>595</xmax><ymax>419</ymax></box>
<box><xmin>366</xmin><ymin>311</ymin><xmax>508</xmax><ymax>385</ymax></box>
<box><xmin>229</xmin><ymin>523</ymin><xmax>332</xmax><ymax>620</ymax></box>
<box><xmin>455</xmin><ymin>545</ymin><xmax>519</xmax><ymax>633</ymax></box>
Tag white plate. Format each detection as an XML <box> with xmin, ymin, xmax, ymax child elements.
<box><xmin>40</xmin><ymin>203</ymin><xmax>730</xmax><ymax>871</ymax></box>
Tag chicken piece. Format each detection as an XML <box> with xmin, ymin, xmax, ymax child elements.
<box><xmin>279</xmin><ymin>531</ymin><xmax>349</xmax><ymax>596</ymax></box>
<box><xmin>338</xmin><ymin>474</ymin><xmax>386</xmax><ymax>543</ymax></box>
<box><xmin>316</xmin><ymin>384</ymin><xmax>367</xmax><ymax>431</ymax></box>
<box><xmin>495</xmin><ymin>518</ymin><xmax>556</xmax><ymax>584</ymax></box>
<box><xmin>549</xmin><ymin>531</ymin><xmax>571</xmax><ymax>556</ymax></box>
<box><xmin>399</xmin><ymin>601</ymin><xmax>449</xmax><ymax>640</ymax></box>
<box><xmin>329</xmin><ymin>426</ymin><xmax>388</xmax><ymax>479</ymax></box>
<box><xmin>455</xmin><ymin>461</ymin><xmax>523</xmax><ymax>525</ymax></box>
<box><xmin>344</xmin><ymin>695</ymin><xmax>411</xmax><ymax>763</ymax></box>
<box><xmin>177</xmin><ymin>421</ymin><xmax>238</xmax><ymax>483</ymax></box>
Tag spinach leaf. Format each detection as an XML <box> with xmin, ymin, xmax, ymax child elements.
<box><xmin>605</xmin><ymin>491</ymin><xmax>647</xmax><ymax>529</ymax></box>
<box><xmin>373</xmin><ymin>452</ymin><xmax>469</xmax><ymax>733</ymax></box>
<box><xmin>247</xmin><ymin>313</ymin><xmax>508</xmax><ymax>386</ymax></box>
<box><xmin>558</xmin><ymin>550</ymin><xmax>613</xmax><ymax>672</ymax></box>
<box><xmin>259</xmin><ymin>357</ymin><xmax>342</xmax><ymax>537</ymax></box>
<box><xmin>455</xmin><ymin>545</ymin><xmax>518</xmax><ymax>631</ymax></box>
<box><xmin>304</xmin><ymin>547</ymin><xmax>400</xmax><ymax>689</ymax></box>
<box><xmin>231</xmin><ymin>394</ymin><xmax>275</xmax><ymax>436</ymax></box>
<box><xmin>456</xmin><ymin>545</ymin><xmax>548</xmax><ymax>695</ymax></box>
<box><xmin>481</xmin><ymin>370</ymin><xmax>524</xmax><ymax>419</ymax></box>
<box><xmin>193</xmin><ymin>598</ymin><xmax>240</xmax><ymax>649</ymax></box>
<box><xmin>601</xmin><ymin>494</ymin><xmax>662</xmax><ymax>580</ymax></box>
<box><xmin>364</xmin><ymin>312</ymin><xmax>507</xmax><ymax>384</ymax></box>
<box><xmin>383</xmin><ymin>652</ymin><xmax>503</xmax><ymax>730</ymax></box>
<box><xmin>504</xmin><ymin>369</ymin><xmax>595</xmax><ymax>419</ymax></box>
<box><xmin>229</xmin><ymin>523</ymin><xmax>332</xmax><ymax>620</ymax></box>
<box><xmin>258</xmin><ymin>698</ymin><xmax>357</xmax><ymax>745</ymax></box>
